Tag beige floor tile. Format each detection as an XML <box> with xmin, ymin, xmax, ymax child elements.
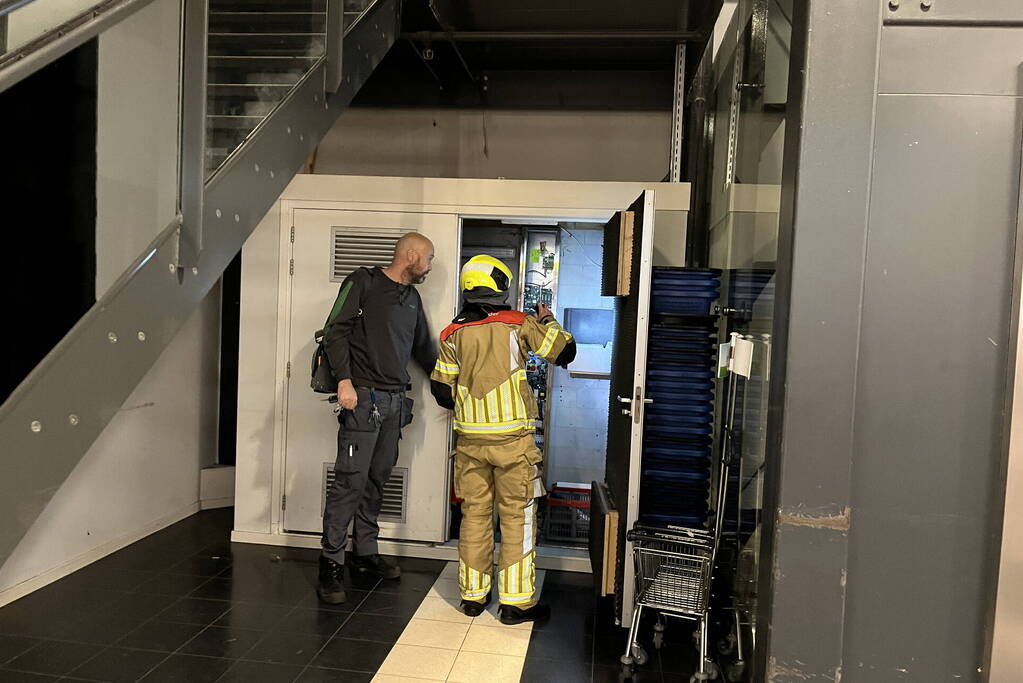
<box><xmin>397</xmin><ymin>618</ymin><xmax>470</xmax><ymax>650</ymax></box>
<box><xmin>427</xmin><ymin>578</ymin><xmax>462</xmax><ymax>601</ymax></box>
<box><xmin>378</xmin><ymin>644</ymin><xmax>458</xmax><ymax>680</ymax></box>
<box><xmin>413</xmin><ymin>596</ymin><xmax>475</xmax><ymax>624</ymax></box>
<box><xmin>461</xmin><ymin>623</ymin><xmax>531</xmax><ymax>656</ymax></box>
<box><xmin>373</xmin><ymin>676</ymin><xmax>445</xmax><ymax>683</ymax></box>
<box><xmin>473</xmin><ymin>601</ymin><xmax>533</xmax><ymax>630</ymax></box>
<box><xmin>439</xmin><ymin>562</ymin><xmax>459</xmax><ymax>580</ymax></box>
<box><xmin>446</xmin><ymin>651</ymin><xmax>526</xmax><ymax>683</ymax></box>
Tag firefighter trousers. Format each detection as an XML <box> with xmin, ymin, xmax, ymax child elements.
<box><xmin>454</xmin><ymin>434</ymin><xmax>546</xmax><ymax>608</ymax></box>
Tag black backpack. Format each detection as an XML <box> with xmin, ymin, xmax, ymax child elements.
<box><xmin>310</xmin><ymin>276</ymin><xmax>361</xmax><ymax>394</ymax></box>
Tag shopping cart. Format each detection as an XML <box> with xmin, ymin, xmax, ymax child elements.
<box><xmin>622</xmin><ymin>525</ymin><xmax>717</xmax><ymax>681</ymax></box>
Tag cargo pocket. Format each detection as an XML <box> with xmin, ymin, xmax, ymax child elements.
<box><xmin>340</xmin><ymin>389</ymin><xmax>375</xmax><ymax>432</ymax></box>
<box><xmin>334</xmin><ymin>436</ymin><xmax>360</xmax><ymax>479</ymax></box>
<box><xmin>400</xmin><ymin>396</ymin><xmax>415</xmax><ymax>428</ymax></box>
<box><xmin>523</xmin><ymin>447</ymin><xmax>547</xmax><ymax>500</ymax></box>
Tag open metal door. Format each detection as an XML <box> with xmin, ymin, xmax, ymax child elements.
<box><xmin>602</xmin><ymin>191</ymin><xmax>656</xmax><ymax>624</ymax></box>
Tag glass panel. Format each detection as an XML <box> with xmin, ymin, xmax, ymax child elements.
<box><xmin>1</xmin><ymin>0</ymin><xmax>108</xmax><ymax>58</ymax></box>
<box><xmin>703</xmin><ymin>0</ymin><xmax>792</xmax><ymax>677</ymax></box>
<box><xmin>204</xmin><ymin>0</ymin><xmax>380</xmax><ymax>179</ymax></box>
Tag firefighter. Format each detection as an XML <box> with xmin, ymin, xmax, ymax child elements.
<box><xmin>430</xmin><ymin>254</ymin><xmax>576</xmax><ymax>624</ymax></box>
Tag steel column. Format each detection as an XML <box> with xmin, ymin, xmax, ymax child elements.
<box><xmin>177</xmin><ymin>0</ymin><xmax>208</xmax><ymax>268</ymax></box>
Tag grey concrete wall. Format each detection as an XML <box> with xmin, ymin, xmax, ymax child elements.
<box><xmin>313</xmin><ymin>107</ymin><xmax>672</xmax><ymax>182</ymax></box>
<box><xmin>764</xmin><ymin>2</ymin><xmax>1019</xmax><ymax>681</ymax></box>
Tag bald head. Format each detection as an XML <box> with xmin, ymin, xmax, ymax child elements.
<box><xmin>390</xmin><ymin>232</ymin><xmax>435</xmax><ymax>285</ymax></box>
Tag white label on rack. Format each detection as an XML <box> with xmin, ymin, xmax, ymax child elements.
<box><xmin>718</xmin><ymin>342</ymin><xmax>731</xmax><ymax>379</ymax></box>
<box><xmin>730</xmin><ymin>337</ymin><xmax>755</xmax><ymax>379</ymax></box>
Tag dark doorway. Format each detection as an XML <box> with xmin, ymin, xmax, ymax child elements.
<box><xmin>0</xmin><ymin>41</ymin><xmax>98</xmax><ymax>402</ymax></box>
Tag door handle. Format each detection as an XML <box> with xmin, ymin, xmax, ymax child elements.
<box><xmin>617</xmin><ymin>395</ymin><xmax>632</xmax><ymax>404</ymax></box>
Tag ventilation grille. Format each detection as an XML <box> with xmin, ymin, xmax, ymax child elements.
<box><xmin>331</xmin><ymin>226</ymin><xmax>408</xmax><ymax>282</ymax></box>
<box><xmin>322</xmin><ymin>462</ymin><xmax>408</xmax><ymax>524</ymax></box>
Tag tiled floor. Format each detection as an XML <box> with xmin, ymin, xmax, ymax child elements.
<box><xmin>0</xmin><ymin>509</ymin><xmax>698</xmax><ymax>682</ymax></box>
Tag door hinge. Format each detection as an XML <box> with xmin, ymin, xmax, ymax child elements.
<box><xmin>281</xmin><ymin>494</ymin><xmax>287</xmax><ymax>510</ymax></box>
<box><xmin>286</xmin><ymin>361</ymin><xmax>291</xmax><ymax>378</ymax></box>
<box><xmin>290</xmin><ymin>225</ymin><xmax>295</xmax><ymax>242</ymax></box>
<box><xmin>289</xmin><ymin>259</ymin><xmax>294</xmax><ymax>276</ymax></box>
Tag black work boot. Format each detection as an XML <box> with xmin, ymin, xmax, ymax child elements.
<box><xmin>350</xmin><ymin>553</ymin><xmax>401</xmax><ymax>580</ymax></box>
<box><xmin>499</xmin><ymin>602</ymin><xmax>551</xmax><ymax>625</ymax></box>
<box><xmin>460</xmin><ymin>592</ymin><xmax>492</xmax><ymax>617</ymax></box>
<box><xmin>317</xmin><ymin>556</ymin><xmax>347</xmax><ymax>604</ymax></box>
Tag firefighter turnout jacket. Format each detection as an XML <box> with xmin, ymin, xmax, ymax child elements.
<box><xmin>430</xmin><ymin>308</ymin><xmax>575</xmax><ymax>438</ymax></box>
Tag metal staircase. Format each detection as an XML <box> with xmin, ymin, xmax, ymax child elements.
<box><xmin>0</xmin><ymin>0</ymin><xmax>400</xmax><ymax>565</ymax></box>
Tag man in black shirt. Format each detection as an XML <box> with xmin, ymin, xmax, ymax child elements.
<box><xmin>318</xmin><ymin>233</ymin><xmax>437</xmax><ymax>604</ymax></box>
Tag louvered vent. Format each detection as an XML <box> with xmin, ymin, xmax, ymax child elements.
<box><xmin>331</xmin><ymin>227</ymin><xmax>409</xmax><ymax>282</ymax></box>
<box><xmin>322</xmin><ymin>463</ymin><xmax>408</xmax><ymax>524</ymax></box>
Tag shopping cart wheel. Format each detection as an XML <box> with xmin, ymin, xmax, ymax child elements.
<box><xmin>653</xmin><ymin>631</ymin><xmax>664</xmax><ymax>650</ymax></box>
<box><xmin>725</xmin><ymin>661</ymin><xmax>746</xmax><ymax>682</ymax></box>
<box><xmin>689</xmin><ymin>661</ymin><xmax>720</xmax><ymax>682</ymax></box>
<box><xmin>629</xmin><ymin>644</ymin><xmax>649</xmax><ymax>666</ymax></box>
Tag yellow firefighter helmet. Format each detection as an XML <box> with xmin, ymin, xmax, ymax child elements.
<box><xmin>460</xmin><ymin>254</ymin><xmax>513</xmax><ymax>293</ymax></box>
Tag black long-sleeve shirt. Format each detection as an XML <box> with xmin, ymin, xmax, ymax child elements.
<box><xmin>323</xmin><ymin>267</ymin><xmax>436</xmax><ymax>390</ymax></box>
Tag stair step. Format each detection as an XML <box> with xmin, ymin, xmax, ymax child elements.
<box><xmin>211</xmin><ymin>0</ymin><xmax>327</xmax><ymax>12</ymax></box>
<box><xmin>208</xmin><ymin>33</ymin><xmax>325</xmax><ymax>58</ymax></box>
<box><xmin>210</xmin><ymin>11</ymin><xmax>327</xmax><ymax>33</ymax></box>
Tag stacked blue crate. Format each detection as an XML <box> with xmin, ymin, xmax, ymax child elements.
<box><xmin>639</xmin><ymin>267</ymin><xmax>721</xmax><ymax>529</ymax></box>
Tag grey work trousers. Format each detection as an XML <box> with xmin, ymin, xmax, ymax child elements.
<box><xmin>321</xmin><ymin>387</ymin><xmax>412</xmax><ymax>563</ymax></box>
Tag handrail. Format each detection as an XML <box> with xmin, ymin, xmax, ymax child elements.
<box><xmin>0</xmin><ymin>0</ymin><xmax>34</xmax><ymax>19</ymax></box>
<box><xmin>0</xmin><ymin>0</ymin><xmax>157</xmax><ymax>94</ymax></box>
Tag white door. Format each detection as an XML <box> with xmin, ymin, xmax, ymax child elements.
<box><xmin>602</xmin><ymin>191</ymin><xmax>656</xmax><ymax>624</ymax></box>
<box><xmin>282</xmin><ymin>208</ymin><xmax>458</xmax><ymax>543</ymax></box>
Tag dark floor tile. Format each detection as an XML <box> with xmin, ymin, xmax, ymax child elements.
<box><xmin>133</xmin><ymin>574</ymin><xmax>214</xmax><ymax>598</ymax></box>
<box><xmin>0</xmin><ymin>670</ymin><xmax>61</xmax><ymax>682</ymax></box>
<box><xmin>532</xmin><ymin>608</ymin><xmax>596</xmax><ymax>637</ymax></box>
<box><xmin>520</xmin><ymin>657</ymin><xmax>590</xmax><ymax>683</ymax></box>
<box><xmin>213</xmin><ymin>603</ymin><xmax>293</xmax><ymax>632</ymax></box>
<box><xmin>184</xmin><ymin>579</ymin><xmax>235</xmax><ymax>602</ymax></box>
<box><xmin>137</xmin><ymin>653</ymin><xmax>231</xmax><ymax>683</ymax></box>
<box><xmin>204</xmin><ymin>570</ymin><xmax>310</xmax><ymax>606</ymax></box>
<box><xmin>91</xmin><ymin>549</ymin><xmax>184</xmax><ymax>574</ymax></box>
<box><xmin>364</xmin><ymin>571</ymin><xmax>435</xmax><ymax>596</ymax></box>
<box><xmin>542</xmin><ymin>587</ymin><xmax>598</xmax><ymax>614</ymax></box>
<box><xmin>217</xmin><ymin>659</ymin><xmax>304</xmax><ymax>683</ymax></box>
<box><xmin>526</xmin><ymin>629</ymin><xmax>593</xmax><ymax>663</ymax></box>
<box><xmin>594</xmin><ymin>665</ymin><xmax>662</xmax><ymax>683</ymax></box>
<box><xmin>275</xmin><ymin>608</ymin><xmax>351</xmax><ymax>637</ymax></box>
<box><xmin>662</xmin><ymin>674</ymin><xmax>689</xmax><ymax>683</ymax></box>
<box><xmin>177</xmin><ymin>626</ymin><xmax>263</xmax><ymax>659</ymax></box>
<box><xmin>295</xmin><ymin>667</ymin><xmax>373</xmax><ymax>683</ymax></box>
<box><xmin>156</xmin><ymin>598</ymin><xmax>232</xmax><ymax>626</ymax></box>
<box><xmin>0</xmin><ymin>635</ymin><xmax>40</xmax><ymax>666</ymax></box>
<box><xmin>57</xmin><ymin>567</ymin><xmax>155</xmax><ymax>594</ymax></box>
<box><xmin>4</xmin><ymin>640</ymin><xmax>99</xmax><ymax>676</ymax></box>
<box><xmin>592</xmin><ymin>627</ymin><xmax>636</xmax><ymax>669</ymax></box>
<box><xmin>68</xmin><ymin>646</ymin><xmax>167</xmax><ymax>683</ymax></box>
<box><xmin>97</xmin><ymin>594</ymin><xmax>179</xmax><ymax>624</ymax></box>
<box><xmin>297</xmin><ymin>590</ymin><xmax>370</xmax><ymax>613</ymax></box>
<box><xmin>166</xmin><ymin>554</ymin><xmax>232</xmax><ymax>578</ymax></box>
<box><xmin>117</xmin><ymin>621</ymin><xmax>206</xmax><ymax>652</ymax></box>
<box><xmin>49</xmin><ymin>610</ymin><xmax>146</xmax><ymax>646</ymax></box>
<box><xmin>244</xmin><ymin>631</ymin><xmax>330</xmax><ymax>666</ymax></box>
<box><xmin>309</xmin><ymin>637</ymin><xmax>392</xmax><ymax>672</ymax></box>
<box><xmin>392</xmin><ymin>557</ymin><xmax>446</xmax><ymax>574</ymax></box>
<box><xmin>352</xmin><ymin>591</ymin><xmax>423</xmax><ymax>619</ymax></box>
<box><xmin>335</xmin><ymin>613</ymin><xmax>406</xmax><ymax>644</ymax></box>
<box><xmin>657</xmin><ymin>640</ymin><xmax>699</xmax><ymax>675</ymax></box>
<box><xmin>543</xmin><ymin>571</ymin><xmax>595</xmax><ymax>591</ymax></box>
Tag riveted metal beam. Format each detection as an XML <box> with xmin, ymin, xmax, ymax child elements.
<box><xmin>0</xmin><ymin>0</ymin><xmax>400</xmax><ymax>565</ymax></box>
